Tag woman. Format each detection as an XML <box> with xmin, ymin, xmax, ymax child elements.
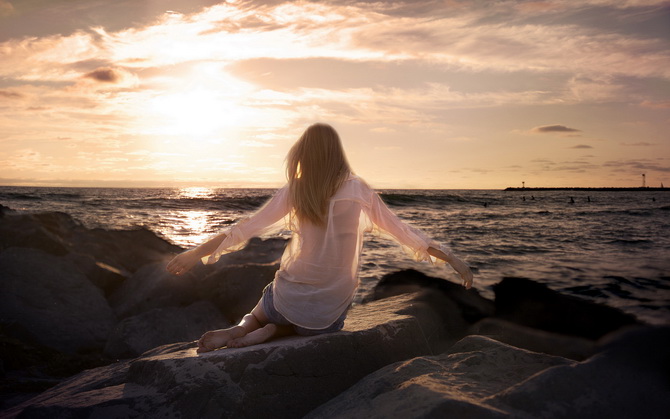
<box><xmin>167</xmin><ymin>123</ymin><xmax>473</xmax><ymax>352</ymax></box>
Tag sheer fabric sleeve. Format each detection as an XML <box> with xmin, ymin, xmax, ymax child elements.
<box><xmin>366</xmin><ymin>191</ymin><xmax>452</xmax><ymax>264</ymax></box>
<box><xmin>203</xmin><ymin>186</ymin><xmax>291</xmax><ymax>264</ymax></box>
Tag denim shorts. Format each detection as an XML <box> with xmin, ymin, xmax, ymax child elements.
<box><xmin>260</xmin><ymin>283</ymin><xmax>348</xmax><ymax>336</ymax></box>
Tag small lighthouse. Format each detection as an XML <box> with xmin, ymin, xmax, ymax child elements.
<box><xmin>642</xmin><ymin>173</ymin><xmax>646</xmax><ymax>188</ymax></box>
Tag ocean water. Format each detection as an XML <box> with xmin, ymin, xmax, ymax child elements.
<box><xmin>1</xmin><ymin>186</ymin><xmax>669</xmax><ymax>325</ymax></box>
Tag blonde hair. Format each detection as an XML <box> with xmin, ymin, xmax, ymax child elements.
<box><xmin>286</xmin><ymin>123</ymin><xmax>351</xmax><ymax>226</ymax></box>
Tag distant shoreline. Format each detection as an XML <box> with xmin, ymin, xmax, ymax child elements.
<box><xmin>505</xmin><ymin>187</ymin><xmax>667</xmax><ymax>192</ymax></box>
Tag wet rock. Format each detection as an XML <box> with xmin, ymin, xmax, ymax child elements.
<box><xmin>104</xmin><ymin>301</ymin><xmax>230</xmax><ymax>359</ymax></box>
<box><xmin>0</xmin><ymin>247</ymin><xmax>115</xmax><ymax>354</ymax></box>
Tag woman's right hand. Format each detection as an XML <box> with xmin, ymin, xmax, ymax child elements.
<box><xmin>167</xmin><ymin>249</ymin><xmax>200</xmax><ymax>276</ymax></box>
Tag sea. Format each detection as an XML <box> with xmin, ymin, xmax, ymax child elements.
<box><xmin>1</xmin><ymin>186</ymin><xmax>668</xmax><ymax>325</ymax></box>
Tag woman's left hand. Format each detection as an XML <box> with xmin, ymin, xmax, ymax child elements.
<box><xmin>449</xmin><ymin>256</ymin><xmax>474</xmax><ymax>289</ymax></box>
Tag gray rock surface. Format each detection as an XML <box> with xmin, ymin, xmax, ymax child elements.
<box><xmin>3</xmin><ymin>294</ymin><xmax>444</xmax><ymax>419</ymax></box>
<box><xmin>308</xmin><ymin>326</ymin><xmax>670</xmax><ymax>419</ymax></box>
<box><xmin>0</xmin><ymin>247</ymin><xmax>115</xmax><ymax>354</ymax></box>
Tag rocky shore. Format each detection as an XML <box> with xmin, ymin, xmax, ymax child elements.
<box><xmin>1</xmin><ymin>205</ymin><xmax>668</xmax><ymax>418</ymax></box>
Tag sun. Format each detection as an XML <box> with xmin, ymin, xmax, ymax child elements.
<box><xmin>144</xmin><ymin>88</ymin><xmax>233</xmax><ymax>137</ymax></box>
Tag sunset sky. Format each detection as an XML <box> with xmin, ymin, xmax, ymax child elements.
<box><xmin>1</xmin><ymin>0</ymin><xmax>668</xmax><ymax>189</ymax></box>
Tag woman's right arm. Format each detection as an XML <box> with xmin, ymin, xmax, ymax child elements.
<box><xmin>167</xmin><ymin>185</ymin><xmax>291</xmax><ymax>275</ymax></box>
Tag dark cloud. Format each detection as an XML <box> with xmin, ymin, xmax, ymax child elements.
<box><xmin>532</xmin><ymin>124</ymin><xmax>581</xmax><ymax>133</ymax></box>
<box><xmin>571</xmin><ymin>145</ymin><xmax>593</xmax><ymax>149</ymax></box>
<box><xmin>0</xmin><ymin>89</ymin><xmax>24</xmax><ymax>99</ymax></box>
<box><xmin>83</xmin><ymin>67</ymin><xmax>121</xmax><ymax>83</ymax></box>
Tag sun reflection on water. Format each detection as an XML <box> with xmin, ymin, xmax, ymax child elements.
<box><xmin>179</xmin><ymin>187</ymin><xmax>216</xmax><ymax>200</ymax></box>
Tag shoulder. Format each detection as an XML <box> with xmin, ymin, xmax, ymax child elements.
<box><xmin>333</xmin><ymin>174</ymin><xmax>375</xmax><ymax>204</ymax></box>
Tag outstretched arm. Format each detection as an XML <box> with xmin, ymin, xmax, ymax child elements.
<box><xmin>367</xmin><ymin>191</ymin><xmax>474</xmax><ymax>289</ymax></box>
<box><xmin>167</xmin><ymin>185</ymin><xmax>291</xmax><ymax>275</ymax></box>
<box><xmin>427</xmin><ymin>246</ymin><xmax>473</xmax><ymax>289</ymax></box>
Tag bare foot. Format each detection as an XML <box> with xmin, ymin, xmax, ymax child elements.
<box><xmin>197</xmin><ymin>326</ymin><xmax>246</xmax><ymax>353</ymax></box>
<box><xmin>228</xmin><ymin>324</ymin><xmax>278</xmax><ymax>348</ymax></box>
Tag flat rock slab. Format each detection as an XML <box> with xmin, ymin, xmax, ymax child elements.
<box><xmin>4</xmin><ymin>294</ymin><xmax>443</xmax><ymax>419</ymax></box>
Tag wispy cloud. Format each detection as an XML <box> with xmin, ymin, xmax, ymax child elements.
<box><xmin>531</xmin><ymin>125</ymin><xmax>582</xmax><ymax>134</ymax></box>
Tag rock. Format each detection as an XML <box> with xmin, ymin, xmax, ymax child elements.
<box><xmin>307</xmin><ymin>335</ymin><xmax>572</xmax><ymax>418</ymax></box>
<box><xmin>367</xmin><ymin>269</ymin><xmax>495</xmax><ymax>348</ymax></box>
<box><xmin>308</xmin><ymin>327</ymin><xmax>670</xmax><ymax>419</ymax></box>
<box><xmin>0</xmin><ymin>211</ymin><xmax>73</xmax><ymax>256</ymax></box>
<box><xmin>211</xmin><ymin>237</ymin><xmax>286</xmax><ymax>265</ymax></box>
<box><xmin>469</xmin><ymin>317</ymin><xmax>596</xmax><ymax>360</ymax></box>
<box><xmin>69</xmin><ymin>226</ymin><xmax>183</xmax><ymax>274</ymax></box>
<box><xmin>108</xmin><ymin>261</ymin><xmax>203</xmax><ymax>319</ymax></box>
<box><xmin>104</xmin><ymin>301</ymin><xmax>230</xmax><ymax>359</ymax></box>
<box><xmin>3</xmin><ymin>293</ymin><xmax>445</xmax><ymax>419</ymax></box>
<box><xmin>197</xmin><ymin>262</ymin><xmax>279</xmax><ymax>323</ymax></box>
<box><xmin>490</xmin><ymin>326</ymin><xmax>670</xmax><ymax>418</ymax></box>
<box><xmin>63</xmin><ymin>253</ymin><xmax>128</xmax><ymax>297</ymax></box>
<box><xmin>493</xmin><ymin>277</ymin><xmax>639</xmax><ymax>339</ymax></box>
<box><xmin>0</xmin><ymin>247</ymin><xmax>116</xmax><ymax>354</ymax></box>
<box><xmin>368</xmin><ymin>269</ymin><xmax>494</xmax><ymax>324</ymax></box>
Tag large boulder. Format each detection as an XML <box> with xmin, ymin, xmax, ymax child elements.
<box><xmin>104</xmin><ymin>301</ymin><xmax>230</xmax><ymax>359</ymax></box>
<box><xmin>367</xmin><ymin>269</ymin><xmax>495</xmax><ymax>347</ymax></box>
<box><xmin>307</xmin><ymin>326</ymin><xmax>670</xmax><ymax>419</ymax></box>
<box><xmin>0</xmin><ymin>247</ymin><xmax>115</xmax><ymax>354</ymax></box>
<box><xmin>196</xmin><ymin>262</ymin><xmax>279</xmax><ymax>323</ymax></box>
<box><xmin>108</xmin><ymin>261</ymin><xmax>203</xmax><ymax>319</ymax></box>
<box><xmin>493</xmin><ymin>277</ymin><xmax>639</xmax><ymax>339</ymax></box>
<box><xmin>469</xmin><ymin>317</ymin><xmax>596</xmax><ymax>360</ymax></box>
<box><xmin>0</xmin><ymin>211</ymin><xmax>74</xmax><ymax>256</ymax></box>
<box><xmin>3</xmin><ymin>293</ymin><xmax>445</xmax><ymax>419</ymax></box>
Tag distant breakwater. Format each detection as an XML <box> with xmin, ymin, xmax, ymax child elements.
<box><xmin>505</xmin><ymin>187</ymin><xmax>667</xmax><ymax>192</ymax></box>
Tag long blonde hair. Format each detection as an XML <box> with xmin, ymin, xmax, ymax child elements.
<box><xmin>286</xmin><ymin>123</ymin><xmax>352</xmax><ymax>226</ymax></box>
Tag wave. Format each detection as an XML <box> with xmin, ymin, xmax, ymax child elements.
<box><xmin>0</xmin><ymin>192</ymin><xmax>43</xmax><ymax>201</ymax></box>
<box><xmin>607</xmin><ymin>238</ymin><xmax>654</xmax><ymax>245</ymax></box>
<box><xmin>380</xmin><ymin>192</ymin><xmax>470</xmax><ymax>208</ymax></box>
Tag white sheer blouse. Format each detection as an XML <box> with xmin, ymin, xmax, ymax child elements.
<box><xmin>204</xmin><ymin>175</ymin><xmax>452</xmax><ymax>329</ymax></box>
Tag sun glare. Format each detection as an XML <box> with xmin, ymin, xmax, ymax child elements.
<box><xmin>179</xmin><ymin>186</ymin><xmax>216</xmax><ymax>199</ymax></box>
<box><xmin>145</xmin><ymin>89</ymin><xmax>230</xmax><ymax>137</ymax></box>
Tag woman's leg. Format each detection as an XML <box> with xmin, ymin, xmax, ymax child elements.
<box><xmin>196</xmin><ymin>301</ymin><xmax>267</xmax><ymax>353</ymax></box>
<box><xmin>228</xmin><ymin>303</ymin><xmax>294</xmax><ymax>348</ymax></box>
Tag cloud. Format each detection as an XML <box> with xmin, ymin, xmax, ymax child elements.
<box><xmin>640</xmin><ymin>100</ymin><xmax>670</xmax><ymax>109</ymax></box>
<box><xmin>571</xmin><ymin>144</ymin><xmax>593</xmax><ymax>149</ymax></box>
<box><xmin>0</xmin><ymin>0</ymin><xmax>14</xmax><ymax>18</ymax></box>
<box><xmin>620</xmin><ymin>142</ymin><xmax>655</xmax><ymax>146</ymax></box>
<box><xmin>531</xmin><ymin>125</ymin><xmax>582</xmax><ymax>134</ymax></box>
<box><xmin>0</xmin><ymin>89</ymin><xmax>24</xmax><ymax>99</ymax></box>
<box><xmin>83</xmin><ymin>67</ymin><xmax>122</xmax><ymax>83</ymax></box>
